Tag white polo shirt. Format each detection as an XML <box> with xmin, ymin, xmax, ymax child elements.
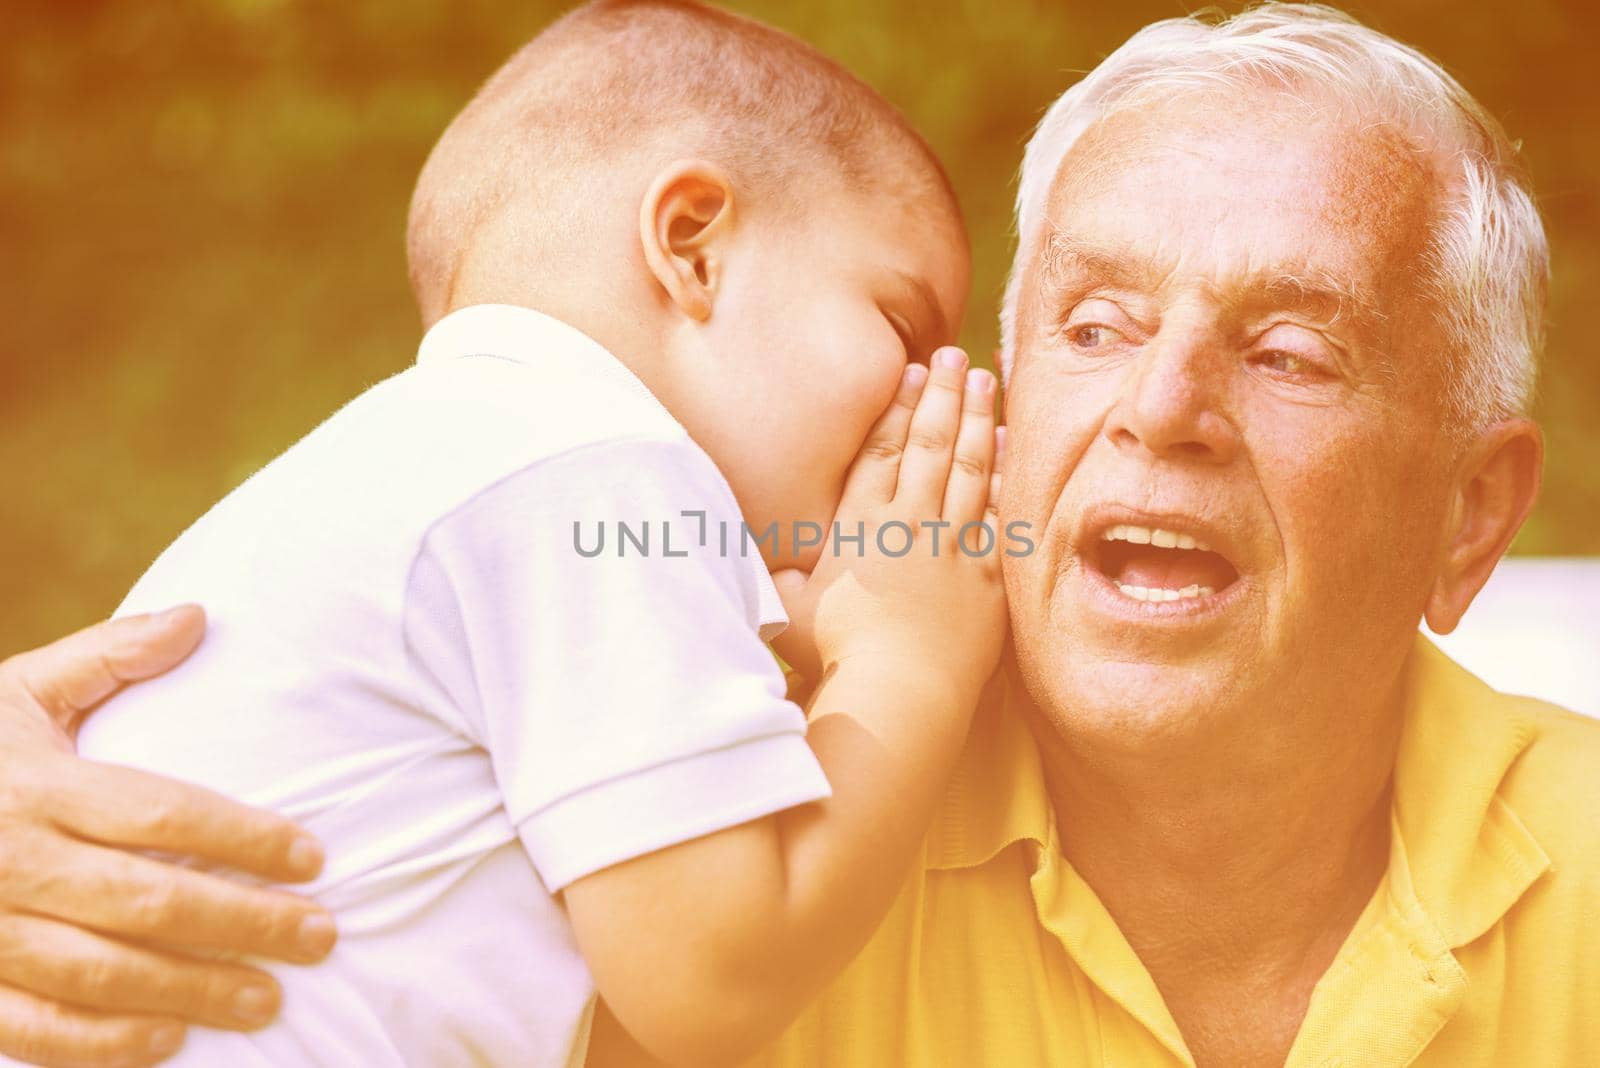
<box><xmin>72</xmin><ymin>304</ymin><xmax>831</xmax><ymax>1067</ymax></box>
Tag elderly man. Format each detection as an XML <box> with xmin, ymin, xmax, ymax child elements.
<box><xmin>0</xmin><ymin>4</ymin><xmax>1594</xmax><ymax>1067</ymax></box>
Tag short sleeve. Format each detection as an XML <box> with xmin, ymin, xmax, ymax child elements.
<box><xmin>401</xmin><ymin>435</ymin><xmax>830</xmax><ymax>892</ymax></box>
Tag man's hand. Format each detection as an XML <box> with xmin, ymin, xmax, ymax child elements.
<box><xmin>0</xmin><ymin>607</ymin><xmax>336</xmax><ymax>1068</ymax></box>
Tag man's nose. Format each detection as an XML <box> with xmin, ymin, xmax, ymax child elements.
<box><xmin>1103</xmin><ymin>333</ymin><xmax>1238</xmax><ymax>464</ymax></box>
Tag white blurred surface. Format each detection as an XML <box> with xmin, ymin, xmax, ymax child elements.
<box><xmin>1426</xmin><ymin>557</ymin><xmax>1600</xmax><ymax>717</ymax></box>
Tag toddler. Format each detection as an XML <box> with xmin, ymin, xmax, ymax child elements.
<box><xmin>73</xmin><ymin>3</ymin><xmax>1005</xmax><ymax>1065</ymax></box>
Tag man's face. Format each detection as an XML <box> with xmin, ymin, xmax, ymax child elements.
<box><xmin>1002</xmin><ymin>91</ymin><xmax>1460</xmax><ymax>745</ymax></box>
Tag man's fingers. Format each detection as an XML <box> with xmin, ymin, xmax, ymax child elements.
<box><xmin>893</xmin><ymin>347</ymin><xmax>969</xmax><ymax>516</ymax></box>
<box><xmin>2</xmin><ymin>834</ymin><xmax>336</xmax><ymax>966</ymax></box>
<box><xmin>1</xmin><ymin>608</ymin><xmax>205</xmax><ymax>738</ymax></box>
<box><xmin>940</xmin><ymin>368</ymin><xmax>998</xmax><ymax>527</ymax></box>
<box><xmin>48</xmin><ymin>758</ymin><xmax>324</xmax><ymax>885</ymax></box>
<box><xmin>0</xmin><ymin>913</ymin><xmax>282</xmax><ymax>1034</ymax></box>
<box><xmin>838</xmin><ymin>363</ymin><xmax>926</xmax><ymax>512</ymax></box>
<box><xmin>0</xmin><ymin>982</ymin><xmax>184</xmax><ymax>1068</ymax></box>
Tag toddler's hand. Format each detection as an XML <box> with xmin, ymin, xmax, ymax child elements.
<box><xmin>773</xmin><ymin>347</ymin><xmax>1007</xmax><ymax>704</ymax></box>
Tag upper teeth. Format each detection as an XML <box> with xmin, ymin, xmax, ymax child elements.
<box><xmin>1102</xmin><ymin>524</ymin><xmax>1212</xmax><ymax>552</ymax></box>
<box><xmin>1115</xmin><ymin>583</ymin><xmax>1216</xmax><ymax>602</ymax></box>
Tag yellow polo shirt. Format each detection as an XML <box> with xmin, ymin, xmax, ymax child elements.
<box><xmin>749</xmin><ymin>636</ymin><xmax>1600</xmax><ymax>1066</ymax></box>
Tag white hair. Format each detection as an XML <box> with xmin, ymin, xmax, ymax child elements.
<box><xmin>998</xmin><ymin>2</ymin><xmax>1548</xmax><ymax>427</ymax></box>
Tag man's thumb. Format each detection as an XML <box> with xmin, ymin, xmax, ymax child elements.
<box><xmin>7</xmin><ymin>605</ymin><xmax>207</xmax><ymax>737</ymax></box>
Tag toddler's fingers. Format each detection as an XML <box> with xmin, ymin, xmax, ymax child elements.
<box><xmin>940</xmin><ymin>368</ymin><xmax>997</xmax><ymax>527</ymax></box>
<box><xmin>980</xmin><ymin>427</ymin><xmax>1006</xmax><ymax>565</ymax></box>
<box><xmin>893</xmin><ymin>346</ymin><xmax>968</xmax><ymax>517</ymax></box>
<box><xmin>838</xmin><ymin>363</ymin><xmax>927</xmax><ymax>512</ymax></box>
<box><xmin>988</xmin><ymin>425</ymin><xmax>1007</xmax><ymax>511</ymax></box>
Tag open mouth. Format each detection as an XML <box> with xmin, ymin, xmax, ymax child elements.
<box><xmin>1087</xmin><ymin>523</ymin><xmax>1241</xmax><ymax>603</ymax></box>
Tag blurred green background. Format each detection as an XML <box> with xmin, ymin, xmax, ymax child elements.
<box><xmin>2</xmin><ymin>0</ymin><xmax>1596</xmax><ymax>653</ymax></box>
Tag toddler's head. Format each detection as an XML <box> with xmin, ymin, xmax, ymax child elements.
<box><xmin>407</xmin><ymin>0</ymin><xmax>970</xmax><ymax>570</ymax></box>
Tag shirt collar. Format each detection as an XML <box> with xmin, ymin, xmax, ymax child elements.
<box><xmin>416</xmin><ymin>303</ymin><xmax>662</xmax><ymax>407</ymax></box>
<box><xmin>929</xmin><ymin>632</ymin><xmax>1551</xmax><ymax>943</ymax></box>
<box><xmin>927</xmin><ymin>666</ymin><xmax>1052</xmax><ymax>872</ymax></box>
<box><xmin>1386</xmin><ymin>634</ymin><xmax>1551</xmax><ymax>948</ymax></box>
<box><xmin>927</xmin><ymin>667</ymin><xmax>1194</xmax><ymax>1061</ymax></box>
<box><xmin>925</xmin><ymin>634</ymin><xmax>1553</xmax><ymax>1067</ymax></box>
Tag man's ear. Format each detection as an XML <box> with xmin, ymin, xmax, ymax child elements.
<box><xmin>638</xmin><ymin>160</ymin><xmax>736</xmax><ymax>323</ymax></box>
<box><xmin>1424</xmin><ymin>418</ymin><xmax>1543</xmax><ymax>634</ymax></box>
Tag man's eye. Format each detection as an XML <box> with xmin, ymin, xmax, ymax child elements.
<box><xmin>1066</xmin><ymin>323</ymin><xmax>1121</xmax><ymax>350</ymax></box>
<box><xmin>1254</xmin><ymin>350</ymin><xmax>1323</xmax><ymax>377</ymax></box>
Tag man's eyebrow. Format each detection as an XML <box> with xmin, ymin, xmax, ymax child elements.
<box><xmin>1039</xmin><ymin>232</ymin><xmax>1165</xmax><ymax>293</ymax></box>
<box><xmin>1041</xmin><ymin>230</ymin><xmax>1387</xmax><ymax>333</ymax></box>
<box><xmin>1244</xmin><ymin>269</ymin><xmax>1388</xmax><ymax>335</ymax></box>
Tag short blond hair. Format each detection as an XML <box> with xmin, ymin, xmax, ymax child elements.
<box><xmin>999</xmin><ymin>3</ymin><xmax>1548</xmax><ymax>428</ymax></box>
<box><xmin>407</xmin><ymin>0</ymin><xmax>956</xmax><ymax>326</ymax></box>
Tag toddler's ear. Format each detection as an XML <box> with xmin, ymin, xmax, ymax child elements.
<box><xmin>639</xmin><ymin>160</ymin><xmax>736</xmax><ymax>322</ymax></box>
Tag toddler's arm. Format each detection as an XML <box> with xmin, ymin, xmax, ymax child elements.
<box><xmin>564</xmin><ymin>349</ymin><xmax>1006</xmax><ymax>1066</ymax></box>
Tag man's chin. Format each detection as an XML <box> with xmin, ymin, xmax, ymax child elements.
<box><xmin>1017</xmin><ymin>583</ymin><xmax>1267</xmax><ymax>747</ymax></box>
<box><xmin>1021</xmin><ymin>654</ymin><xmax>1247</xmax><ymax>750</ymax></box>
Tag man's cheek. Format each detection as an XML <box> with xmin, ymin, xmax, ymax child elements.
<box><xmin>1004</xmin><ymin>396</ymin><xmax>1101</xmax><ymax>517</ymax></box>
<box><xmin>1271</xmin><ymin>436</ymin><xmax>1424</xmax><ymax>620</ymax></box>
<box><xmin>999</xmin><ymin>432</ymin><xmax>1084</xmax><ymax>610</ymax></box>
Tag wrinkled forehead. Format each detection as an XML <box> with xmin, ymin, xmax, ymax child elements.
<box><xmin>1032</xmin><ymin>90</ymin><xmax>1441</xmax><ymax>315</ymax></box>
